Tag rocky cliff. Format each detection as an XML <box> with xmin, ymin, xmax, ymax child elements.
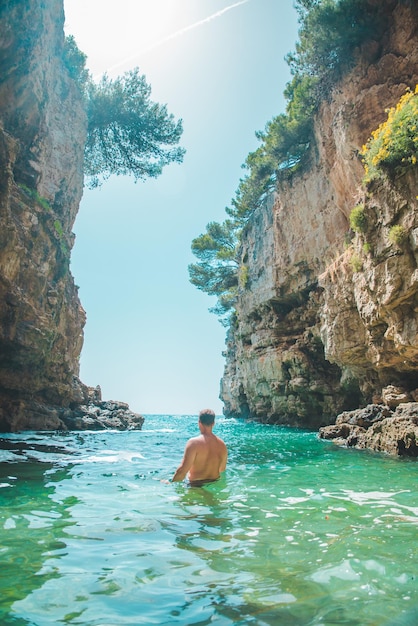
<box><xmin>0</xmin><ymin>1</ymin><xmax>143</xmax><ymax>431</ymax></box>
<box><xmin>220</xmin><ymin>0</ymin><xmax>418</xmax><ymax>444</ymax></box>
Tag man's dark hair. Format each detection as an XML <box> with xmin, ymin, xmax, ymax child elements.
<box><xmin>199</xmin><ymin>409</ymin><xmax>215</xmax><ymax>425</ymax></box>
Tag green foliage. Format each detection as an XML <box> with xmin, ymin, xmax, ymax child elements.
<box><xmin>62</xmin><ymin>35</ymin><xmax>185</xmax><ymax>186</ymax></box>
<box><xmin>54</xmin><ymin>219</ymin><xmax>64</xmax><ymax>238</ymax></box>
<box><xmin>361</xmin><ymin>86</ymin><xmax>418</xmax><ymax>182</ymax></box>
<box><xmin>188</xmin><ymin>221</ymin><xmax>239</xmax><ymax>319</ymax></box>
<box><xmin>225</xmin><ymin>0</ymin><xmax>386</xmax><ymax>225</ymax></box>
<box><xmin>343</xmin><ymin>231</ymin><xmax>353</xmax><ymax>249</ymax></box>
<box><xmin>388</xmin><ymin>224</ymin><xmax>408</xmax><ymax>247</ymax></box>
<box><xmin>84</xmin><ymin>69</ymin><xmax>185</xmax><ymax>188</ymax></box>
<box><xmin>239</xmin><ymin>265</ymin><xmax>249</xmax><ymax>289</ymax></box>
<box><xmin>349</xmin><ymin>203</ymin><xmax>367</xmax><ymax>233</ymax></box>
<box><xmin>19</xmin><ymin>184</ymin><xmax>52</xmax><ymax>211</ymax></box>
<box><xmin>228</xmin><ymin>73</ymin><xmax>319</xmax><ymax>224</ymax></box>
<box><xmin>227</xmin><ymin>149</ymin><xmax>275</xmax><ymax>224</ymax></box>
<box><xmin>362</xmin><ymin>241</ymin><xmax>371</xmax><ymax>255</ymax></box>
<box><xmin>350</xmin><ymin>253</ymin><xmax>362</xmax><ymax>273</ymax></box>
<box><xmin>18</xmin><ymin>185</ymin><xmax>69</xmax><ymax>260</ymax></box>
<box><xmin>63</xmin><ymin>35</ymin><xmax>89</xmax><ymax>90</ymax></box>
<box><xmin>190</xmin><ymin>0</ymin><xmax>391</xmax><ymax>319</ymax></box>
<box><xmin>288</xmin><ymin>0</ymin><xmax>384</xmax><ymax>93</ymax></box>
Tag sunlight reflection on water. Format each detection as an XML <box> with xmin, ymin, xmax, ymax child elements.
<box><xmin>0</xmin><ymin>415</ymin><xmax>417</xmax><ymax>625</ymax></box>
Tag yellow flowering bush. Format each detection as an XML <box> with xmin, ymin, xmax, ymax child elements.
<box><xmin>361</xmin><ymin>85</ymin><xmax>418</xmax><ymax>182</ymax></box>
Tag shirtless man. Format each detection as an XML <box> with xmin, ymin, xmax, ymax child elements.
<box><xmin>171</xmin><ymin>409</ymin><xmax>227</xmax><ymax>486</ymax></box>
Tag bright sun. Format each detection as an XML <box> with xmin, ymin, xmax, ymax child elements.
<box><xmin>64</xmin><ymin>0</ymin><xmax>185</xmax><ymax>77</ymax></box>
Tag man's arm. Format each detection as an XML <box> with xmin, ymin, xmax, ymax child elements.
<box><xmin>171</xmin><ymin>439</ymin><xmax>197</xmax><ymax>482</ymax></box>
<box><xmin>220</xmin><ymin>443</ymin><xmax>228</xmax><ymax>473</ymax></box>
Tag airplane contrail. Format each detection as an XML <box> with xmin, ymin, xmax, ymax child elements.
<box><xmin>105</xmin><ymin>0</ymin><xmax>250</xmax><ymax>76</ymax></box>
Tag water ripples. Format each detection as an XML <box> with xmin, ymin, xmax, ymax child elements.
<box><xmin>0</xmin><ymin>416</ymin><xmax>417</xmax><ymax>625</ymax></box>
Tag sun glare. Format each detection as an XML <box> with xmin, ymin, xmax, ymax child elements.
<box><xmin>64</xmin><ymin>0</ymin><xmax>185</xmax><ymax>77</ymax></box>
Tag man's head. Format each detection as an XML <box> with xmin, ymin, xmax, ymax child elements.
<box><xmin>198</xmin><ymin>408</ymin><xmax>215</xmax><ymax>426</ymax></box>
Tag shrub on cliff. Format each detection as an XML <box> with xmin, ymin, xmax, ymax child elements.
<box><xmin>349</xmin><ymin>203</ymin><xmax>367</xmax><ymax>233</ymax></box>
<box><xmin>388</xmin><ymin>224</ymin><xmax>408</xmax><ymax>247</ymax></box>
<box><xmin>361</xmin><ymin>86</ymin><xmax>418</xmax><ymax>182</ymax></box>
<box><xmin>63</xmin><ymin>35</ymin><xmax>89</xmax><ymax>90</ymax></box>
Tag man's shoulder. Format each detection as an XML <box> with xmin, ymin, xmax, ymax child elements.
<box><xmin>187</xmin><ymin>435</ymin><xmax>204</xmax><ymax>446</ymax></box>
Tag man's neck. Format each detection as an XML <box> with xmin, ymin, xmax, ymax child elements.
<box><xmin>199</xmin><ymin>424</ymin><xmax>214</xmax><ymax>436</ymax></box>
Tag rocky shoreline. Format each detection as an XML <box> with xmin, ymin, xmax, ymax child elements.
<box><xmin>3</xmin><ymin>386</ymin><xmax>144</xmax><ymax>433</ymax></box>
<box><xmin>319</xmin><ymin>386</ymin><xmax>418</xmax><ymax>457</ymax></box>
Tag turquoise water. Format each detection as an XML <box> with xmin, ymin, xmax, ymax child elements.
<box><xmin>0</xmin><ymin>415</ymin><xmax>417</xmax><ymax>626</ymax></box>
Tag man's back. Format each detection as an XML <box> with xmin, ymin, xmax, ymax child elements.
<box><xmin>187</xmin><ymin>433</ymin><xmax>227</xmax><ymax>482</ymax></box>
<box><xmin>171</xmin><ymin>411</ymin><xmax>228</xmax><ymax>485</ymax></box>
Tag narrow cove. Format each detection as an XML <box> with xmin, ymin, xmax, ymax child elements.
<box><xmin>0</xmin><ymin>415</ymin><xmax>417</xmax><ymax>625</ymax></box>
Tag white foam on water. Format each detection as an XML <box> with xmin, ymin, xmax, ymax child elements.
<box><xmin>74</xmin><ymin>450</ymin><xmax>145</xmax><ymax>464</ymax></box>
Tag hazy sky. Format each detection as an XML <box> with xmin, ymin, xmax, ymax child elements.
<box><xmin>63</xmin><ymin>0</ymin><xmax>299</xmax><ymax>415</ymax></box>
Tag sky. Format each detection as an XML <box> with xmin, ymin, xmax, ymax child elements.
<box><xmin>63</xmin><ymin>0</ymin><xmax>299</xmax><ymax>416</ymax></box>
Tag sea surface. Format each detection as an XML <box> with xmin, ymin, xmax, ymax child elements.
<box><xmin>0</xmin><ymin>414</ymin><xmax>417</xmax><ymax>626</ymax></box>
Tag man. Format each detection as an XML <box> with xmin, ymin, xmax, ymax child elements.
<box><xmin>171</xmin><ymin>409</ymin><xmax>227</xmax><ymax>486</ymax></box>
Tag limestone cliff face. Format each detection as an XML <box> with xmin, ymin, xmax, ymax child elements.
<box><xmin>221</xmin><ymin>0</ymin><xmax>418</xmax><ymax>428</ymax></box>
<box><xmin>0</xmin><ymin>1</ymin><xmax>143</xmax><ymax>431</ymax></box>
<box><xmin>319</xmin><ymin>169</ymin><xmax>418</xmax><ymax>399</ymax></box>
<box><xmin>0</xmin><ymin>0</ymin><xmax>87</xmax><ymax>430</ymax></box>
